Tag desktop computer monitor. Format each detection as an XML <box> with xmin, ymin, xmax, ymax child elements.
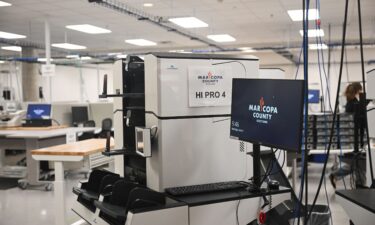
<box><xmin>230</xmin><ymin>78</ymin><xmax>305</xmax><ymax>152</ymax></box>
<box><xmin>27</xmin><ymin>104</ymin><xmax>51</xmax><ymax>119</ymax></box>
<box><xmin>71</xmin><ymin>106</ymin><xmax>89</xmax><ymax>125</ymax></box>
<box><xmin>230</xmin><ymin>78</ymin><xmax>305</xmax><ymax>187</ymax></box>
<box><xmin>308</xmin><ymin>89</ymin><xmax>320</xmax><ymax>104</ymax></box>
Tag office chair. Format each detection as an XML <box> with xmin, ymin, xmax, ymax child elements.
<box><xmin>78</xmin><ymin>120</ymin><xmax>96</xmax><ymax>141</ymax></box>
<box><xmin>97</xmin><ymin>118</ymin><xmax>113</xmax><ymax>139</ymax></box>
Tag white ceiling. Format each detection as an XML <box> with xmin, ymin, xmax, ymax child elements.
<box><xmin>0</xmin><ymin>0</ymin><xmax>374</xmax><ymax>60</ymax></box>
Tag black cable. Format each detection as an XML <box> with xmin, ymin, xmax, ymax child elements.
<box><xmin>267</xmin><ymin>150</ymin><xmax>286</xmax><ymax>177</ymax></box>
<box><xmin>306</xmin><ymin>0</ymin><xmax>349</xmax><ymax>222</ymax></box>
<box><xmin>367</xmin><ymin>108</ymin><xmax>375</xmax><ymax>112</ymax></box>
<box><xmin>357</xmin><ymin>0</ymin><xmax>375</xmax><ymax>184</ymax></box>
<box><xmin>259</xmin><ymin>149</ymin><xmax>277</xmax><ymax>185</ymax></box>
<box><xmin>51</xmin><ymin>118</ymin><xmax>61</xmax><ymax>126</ymax></box>
<box><xmin>235</xmin><ymin>191</ymin><xmax>241</xmax><ymax>225</ymax></box>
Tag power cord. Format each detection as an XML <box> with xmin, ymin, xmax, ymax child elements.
<box><xmin>306</xmin><ymin>0</ymin><xmax>349</xmax><ymax>222</ymax></box>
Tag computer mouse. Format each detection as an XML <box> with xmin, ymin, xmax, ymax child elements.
<box><xmin>268</xmin><ymin>180</ymin><xmax>280</xmax><ymax>190</ymax></box>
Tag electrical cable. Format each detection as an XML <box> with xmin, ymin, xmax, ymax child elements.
<box><xmin>306</xmin><ymin>0</ymin><xmax>349</xmax><ymax>222</ymax></box>
<box><xmin>291</xmin><ymin>2</ymin><xmax>310</xmax><ymax>223</ymax></box>
<box><xmin>51</xmin><ymin>118</ymin><xmax>61</xmax><ymax>126</ymax></box>
<box><xmin>235</xmin><ymin>191</ymin><xmax>241</xmax><ymax>225</ymax></box>
<box><xmin>313</xmin><ymin>3</ymin><xmax>339</xmax><ymax>221</ymax></box>
<box><xmin>315</xmin><ymin>0</ymin><xmax>348</xmax><ymax>192</ymax></box>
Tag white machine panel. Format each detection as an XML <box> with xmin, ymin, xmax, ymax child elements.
<box><xmin>367</xmin><ymin>69</ymin><xmax>375</xmax><ymax>99</ymax></box>
<box><xmin>113</xmin><ymin>60</ymin><xmax>124</xmax><ymax>176</ymax></box>
<box><xmin>147</xmin><ymin>117</ymin><xmax>251</xmax><ymax>191</ymax></box>
<box><xmin>145</xmin><ymin>53</ymin><xmax>259</xmax><ymax>117</ymax></box>
<box><xmin>145</xmin><ymin>53</ymin><xmax>259</xmax><ymax>191</ymax></box>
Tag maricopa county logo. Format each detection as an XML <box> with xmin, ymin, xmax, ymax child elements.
<box><xmin>248</xmin><ymin>97</ymin><xmax>278</xmax><ymax>124</ymax></box>
<box><xmin>197</xmin><ymin>71</ymin><xmax>223</xmax><ymax>85</ymax></box>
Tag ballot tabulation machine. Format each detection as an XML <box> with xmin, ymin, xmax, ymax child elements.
<box><xmin>72</xmin><ymin>53</ymin><xmax>293</xmax><ymax>225</ymax></box>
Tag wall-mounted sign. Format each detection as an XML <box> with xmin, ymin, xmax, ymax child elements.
<box><xmin>41</xmin><ymin>64</ymin><xmax>56</xmax><ymax>77</ymax></box>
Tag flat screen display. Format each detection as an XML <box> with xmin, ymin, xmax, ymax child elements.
<box><xmin>308</xmin><ymin>89</ymin><xmax>320</xmax><ymax>104</ymax></box>
<box><xmin>230</xmin><ymin>79</ymin><xmax>305</xmax><ymax>152</ymax></box>
<box><xmin>27</xmin><ymin>104</ymin><xmax>52</xmax><ymax>119</ymax></box>
<box><xmin>72</xmin><ymin>106</ymin><xmax>89</xmax><ymax>124</ymax></box>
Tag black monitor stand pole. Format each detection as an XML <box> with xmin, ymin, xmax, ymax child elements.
<box><xmin>253</xmin><ymin>143</ymin><xmax>261</xmax><ymax>188</ymax></box>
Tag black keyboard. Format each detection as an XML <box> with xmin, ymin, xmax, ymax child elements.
<box><xmin>165</xmin><ymin>181</ymin><xmax>249</xmax><ymax>196</ymax></box>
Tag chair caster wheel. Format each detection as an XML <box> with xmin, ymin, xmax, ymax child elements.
<box><xmin>45</xmin><ymin>183</ymin><xmax>53</xmax><ymax>191</ymax></box>
<box><xmin>18</xmin><ymin>182</ymin><xmax>28</xmax><ymax>190</ymax></box>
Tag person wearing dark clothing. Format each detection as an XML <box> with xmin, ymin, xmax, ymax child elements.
<box><xmin>329</xmin><ymin>82</ymin><xmax>367</xmax><ymax>189</ymax></box>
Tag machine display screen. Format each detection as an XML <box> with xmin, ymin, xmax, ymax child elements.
<box><xmin>230</xmin><ymin>79</ymin><xmax>304</xmax><ymax>152</ymax></box>
<box><xmin>26</xmin><ymin>104</ymin><xmax>52</xmax><ymax>119</ymax></box>
<box><xmin>308</xmin><ymin>89</ymin><xmax>320</xmax><ymax>104</ymax></box>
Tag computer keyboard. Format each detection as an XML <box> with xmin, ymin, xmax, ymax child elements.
<box><xmin>165</xmin><ymin>181</ymin><xmax>249</xmax><ymax>196</ymax></box>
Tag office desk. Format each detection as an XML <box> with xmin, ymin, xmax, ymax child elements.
<box><xmin>0</xmin><ymin>127</ymin><xmax>97</xmax><ymax>189</ymax></box>
<box><xmin>336</xmin><ymin>189</ymin><xmax>375</xmax><ymax>225</ymax></box>
<box><xmin>32</xmin><ymin>139</ymin><xmax>114</xmax><ymax>225</ymax></box>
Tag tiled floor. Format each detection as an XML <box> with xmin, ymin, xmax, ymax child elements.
<box><xmin>0</xmin><ymin>163</ymin><xmax>353</xmax><ymax>225</ymax></box>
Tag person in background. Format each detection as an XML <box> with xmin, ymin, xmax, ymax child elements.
<box><xmin>329</xmin><ymin>82</ymin><xmax>366</xmax><ymax>189</ymax></box>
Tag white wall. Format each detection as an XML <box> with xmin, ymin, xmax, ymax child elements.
<box><xmin>42</xmin><ymin>63</ymin><xmax>114</xmax><ymax>103</ymax></box>
<box><xmin>0</xmin><ymin>62</ymin><xmax>115</xmax><ymax>104</ymax></box>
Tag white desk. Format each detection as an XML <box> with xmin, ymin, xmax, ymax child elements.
<box><xmin>0</xmin><ymin>126</ymin><xmax>97</xmax><ymax>189</ymax></box>
<box><xmin>336</xmin><ymin>189</ymin><xmax>375</xmax><ymax>225</ymax></box>
<box><xmin>32</xmin><ymin>139</ymin><xmax>114</xmax><ymax>225</ymax></box>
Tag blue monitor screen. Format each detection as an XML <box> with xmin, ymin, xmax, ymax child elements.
<box><xmin>230</xmin><ymin>79</ymin><xmax>305</xmax><ymax>152</ymax></box>
<box><xmin>27</xmin><ymin>104</ymin><xmax>51</xmax><ymax>119</ymax></box>
<box><xmin>308</xmin><ymin>89</ymin><xmax>320</xmax><ymax>104</ymax></box>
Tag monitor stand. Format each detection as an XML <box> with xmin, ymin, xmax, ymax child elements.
<box><xmin>253</xmin><ymin>143</ymin><xmax>261</xmax><ymax>188</ymax></box>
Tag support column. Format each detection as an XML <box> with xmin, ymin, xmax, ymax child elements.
<box><xmin>21</xmin><ymin>47</ymin><xmax>40</xmax><ymax>102</ymax></box>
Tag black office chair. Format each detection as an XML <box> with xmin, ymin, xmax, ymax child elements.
<box><xmin>84</xmin><ymin>120</ymin><xmax>96</xmax><ymax>127</ymax></box>
<box><xmin>78</xmin><ymin>120</ymin><xmax>96</xmax><ymax>141</ymax></box>
<box><xmin>97</xmin><ymin>118</ymin><xmax>113</xmax><ymax>139</ymax></box>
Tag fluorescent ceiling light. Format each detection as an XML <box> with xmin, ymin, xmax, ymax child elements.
<box><xmin>66</xmin><ymin>24</ymin><xmax>111</xmax><ymax>34</ymax></box>
<box><xmin>0</xmin><ymin>60</ymin><xmax>5</xmax><ymax>64</ymax></box>
<box><xmin>125</xmin><ymin>39</ymin><xmax>157</xmax><ymax>46</ymax></box>
<box><xmin>80</xmin><ymin>56</ymin><xmax>92</xmax><ymax>60</ymax></box>
<box><xmin>169</xmin><ymin>17</ymin><xmax>208</xmax><ymax>28</ymax></box>
<box><xmin>52</xmin><ymin>43</ymin><xmax>86</xmax><ymax>50</ymax></box>
<box><xmin>207</xmin><ymin>34</ymin><xmax>236</xmax><ymax>43</ymax></box>
<box><xmin>1</xmin><ymin>46</ymin><xmax>22</xmax><ymax>52</ymax></box>
<box><xmin>0</xmin><ymin>1</ymin><xmax>11</xmax><ymax>7</ymax></box>
<box><xmin>168</xmin><ymin>50</ymin><xmax>185</xmax><ymax>53</ymax></box>
<box><xmin>116</xmin><ymin>54</ymin><xmax>127</xmax><ymax>59</ymax></box>
<box><xmin>299</xmin><ymin>29</ymin><xmax>324</xmax><ymax>37</ymax></box>
<box><xmin>66</xmin><ymin>54</ymin><xmax>80</xmax><ymax>59</ymax></box>
<box><xmin>107</xmin><ymin>52</ymin><xmax>120</xmax><ymax>56</ymax></box>
<box><xmin>238</xmin><ymin>47</ymin><xmax>256</xmax><ymax>52</ymax></box>
<box><xmin>37</xmin><ymin>58</ymin><xmax>54</xmax><ymax>62</ymax></box>
<box><xmin>0</xmin><ymin>31</ymin><xmax>26</xmax><ymax>39</ymax></box>
<box><xmin>287</xmin><ymin>9</ymin><xmax>320</xmax><ymax>21</ymax></box>
<box><xmin>143</xmin><ymin>3</ymin><xmax>153</xmax><ymax>7</ymax></box>
<box><xmin>309</xmin><ymin>44</ymin><xmax>328</xmax><ymax>50</ymax></box>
